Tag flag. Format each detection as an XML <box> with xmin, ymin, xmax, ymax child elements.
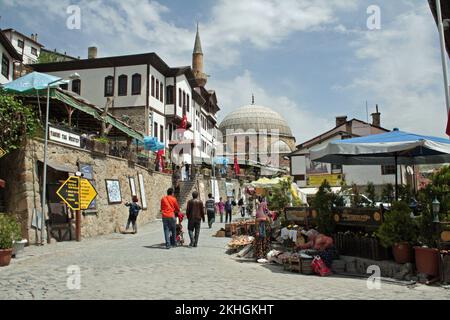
<box><xmin>156</xmin><ymin>149</ymin><xmax>165</xmax><ymax>171</ymax></box>
<box><xmin>447</xmin><ymin>110</ymin><xmax>450</xmax><ymax>136</ymax></box>
<box><xmin>234</xmin><ymin>156</ymin><xmax>240</xmax><ymax>175</ymax></box>
<box><xmin>179</xmin><ymin>114</ymin><xmax>188</xmax><ymax>130</ymax></box>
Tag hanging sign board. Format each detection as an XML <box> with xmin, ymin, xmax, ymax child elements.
<box><xmin>49</xmin><ymin>126</ymin><xmax>81</xmax><ymax>147</ymax></box>
<box><xmin>56</xmin><ymin>176</ymin><xmax>98</xmax><ymax>210</ymax></box>
<box><xmin>80</xmin><ymin>178</ymin><xmax>98</xmax><ymax>210</ymax></box>
<box><xmin>56</xmin><ymin>176</ymin><xmax>80</xmax><ymax>210</ymax></box>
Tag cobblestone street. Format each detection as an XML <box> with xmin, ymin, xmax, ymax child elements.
<box><xmin>0</xmin><ymin>219</ymin><xmax>449</xmax><ymax>300</ymax></box>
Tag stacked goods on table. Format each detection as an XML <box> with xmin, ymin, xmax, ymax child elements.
<box><xmin>227</xmin><ymin>235</ymin><xmax>255</xmax><ymax>249</ymax></box>
<box><xmin>278</xmin><ymin>252</ymin><xmax>315</xmax><ymax>275</ymax></box>
<box><xmin>226</xmin><ymin>235</ymin><xmax>256</xmax><ymax>258</ymax></box>
<box><xmin>278</xmin><ymin>225</ymin><xmax>307</xmax><ymax>249</ymax></box>
<box><xmin>333</xmin><ymin>231</ymin><xmax>390</xmax><ymax>261</ymax></box>
<box><xmin>225</xmin><ymin>220</ymin><xmax>257</xmax><ymax>237</ymax></box>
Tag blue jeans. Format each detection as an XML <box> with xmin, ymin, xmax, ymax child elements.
<box><xmin>258</xmin><ymin>222</ymin><xmax>266</xmax><ymax>238</ymax></box>
<box><xmin>162</xmin><ymin>217</ymin><xmax>176</xmax><ymax>248</ymax></box>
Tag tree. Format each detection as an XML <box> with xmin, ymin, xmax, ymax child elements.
<box><xmin>312</xmin><ymin>180</ymin><xmax>337</xmax><ymax>235</ymax></box>
<box><xmin>267</xmin><ymin>177</ymin><xmax>293</xmax><ymax>213</ymax></box>
<box><xmin>381</xmin><ymin>183</ymin><xmax>394</xmax><ymax>203</ymax></box>
<box><xmin>100</xmin><ymin>97</ymin><xmax>114</xmax><ymax>138</ymax></box>
<box><xmin>366</xmin><ymin>182</ymin><xmax>376</xmax><ymax>206</ymax></box>
<box><xmin>0</xmin><ymin>91</ymin><xmax>40</xmax><ymax>153</ymax></box>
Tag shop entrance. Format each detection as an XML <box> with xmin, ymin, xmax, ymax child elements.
<box><xmin>38</xmin><ymin>161</ymin><xmax>76</xmax><ymax>242</ymax></box>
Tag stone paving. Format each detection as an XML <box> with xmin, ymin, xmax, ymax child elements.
<box><xmin>0</xmin><ymin>218</ymin><xmax>449</xmax><ymax>300</ymax></box>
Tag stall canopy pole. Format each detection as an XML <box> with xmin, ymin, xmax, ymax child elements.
<box><xmin>395</xmin><ymin>154</ymin><xmax>399</xmax><ymax>202</ymax></box>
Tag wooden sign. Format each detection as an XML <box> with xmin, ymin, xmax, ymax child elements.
<box><xmin>56</xmin><ymin>176</ymin><xmax>98</xmax><ymax>211</ymax></box>
<box><xmin>56</xmin><ymin>176</ymin><xmax>80</xmax><ymax>210</ymax></box>
<box><xmin>333</xmin><ymin>208</ymin><xmax>383</xmax><ymax>227</ymax></box>
<box><xmin>80</xmin><ymin>178</ymin><xmax>98</xmax><ymax>210</ymax></box>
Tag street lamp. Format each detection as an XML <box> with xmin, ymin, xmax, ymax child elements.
<box><xmin>432</xmin><ymin>197</ymin><xmax>441</xmax><ymax>223</ymax></box>
<box><xmin>40</xmin><ymin>73</ymin><xmax>80</xmax><ymax>244</ymax></box>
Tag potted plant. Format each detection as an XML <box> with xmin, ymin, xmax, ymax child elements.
<box><xmin>91</xmin><ymin>136</ymin><xmax>110</xmax><ymax>154</ymax></box>
<box><xmin>414</xmin><ymin>203</ymin><xmax>440</xmax><ymax>277</ymax></box>
<box><xmin>0</xmin><ymin>214</ymin><xmax>21</xmax><ymax>267</ymax></box>
<box><xmin>376</xmin><ymin>201</ymin><xmax>418</xmax><ymax>264</ymax></box>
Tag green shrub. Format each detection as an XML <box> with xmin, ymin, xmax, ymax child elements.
<box><xmin>375</xmin><ymin>202</ymin><xmax>418</xmax><ymax>248</ymax></box>
<box><xmin>93</xmin><ymin>136</ymin><xmax>110</xmax><ymax>144</ymax></box>
<box><xmin>312</xmin><ymin>180</ymin><xmax>340</xmax><ymax>235</ymax></box>
<box><xmin>0</xmin><ymin>214</ymin><xmax>21</xmax><ymax>249</ymax></box>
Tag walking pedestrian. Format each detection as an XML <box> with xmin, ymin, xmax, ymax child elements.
<box><xmin>205</xmin><ymin>193</ymin><xmax>216</xmax><ymax>228</ymax></box>
<box><xmin>255</xmin><ymin>196</ymin><xmax>271</xmax><ymax>260</ymax></box>
<box><xmin>225</xmin><ymin>198</ymin><xmax>233</xmax><ymax>223</ymax></box>
<box><xmin>218</xmin><ymin>197</ymin><xmax>225</xmax><ymax>223</ymax></box>
<box><xmin>160</xmin><ymin>188</ymin><xmax>180</xmax><ymax>249</ymax></box>
<box><xmin>238</xmin><ymin>197</ymin><xmax>245</xmax><ymax>218</ymax></box>
<box><xmin>124</xmin><ymin>195</ymin><xmax>141</xmax><ymax>234</ymax></box>
<box><xmin>186</xmin><ymin>191</ymin><xmax>205</xmax><ymax>247</ymax></box>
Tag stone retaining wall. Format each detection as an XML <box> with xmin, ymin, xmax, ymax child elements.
<box><xmin>0</xmin><ymin>138</ymin><xmax>171</xmax><ymax>244</ymax></box>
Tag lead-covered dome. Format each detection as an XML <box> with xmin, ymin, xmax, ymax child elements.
<box><xmin>219</xmin><ymin>105</ymin><xmax>293</xmax><ymax>137</ymax></box>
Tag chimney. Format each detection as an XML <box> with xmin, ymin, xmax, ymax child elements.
<box><xmin>371</xmin><ymin>104</ymin><xmax>381</xmax><ymax>127</ymax></box>
<box><xmin>335</xmin><ymin>116</ymin><xmax>348</xmax><ymax>127</ymax></box>
<box><xmin>35</xmin><ymin>33</ymin><xmax>38</xmax><ymax>42</ymax></box>
<box><xmin>88</xmin><ymin>46</ymin><xmax>98</xmax><ymax>59</ymax></box>
<box><xmin>31</xmin><ymin>33</ymin><xmax>34</xmax><ymax>41</ymax></box>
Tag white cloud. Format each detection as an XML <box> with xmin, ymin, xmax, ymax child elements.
<box><xmin>340</xmin><ymin>3</ymin><xmax>448</xmax><ymax>137</ymax></box>
<box><xmin>209</xmin><ymin>70</ymin><xmax>333</xmax><ymax>143</ymax></box>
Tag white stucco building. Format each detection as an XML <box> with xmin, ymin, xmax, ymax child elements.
<box><xmin>32</xmin><ymin>28</ymin><xmax>220</xmax><ymax>167</ymax></box>
<box><xmin>0</xmin><ymin>30</ymin><xmax>21</xmax><ymax>85</ymax></box>
<box><xmin>289</xmin><ymin>111</ymin><xmax>407</xmax><ymax>192</ymax></box>
<box><xmin>2</xmin><ymin>29</ymin><xmax>43</xmax><ymax>65</ymax></box>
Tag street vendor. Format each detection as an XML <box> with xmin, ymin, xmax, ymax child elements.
<box><xmin>296</xmin><ymin>229</ymin><xmax>337</xmax><ymax>267</ymax></box>
<box><xmin>254</xmin><ymin>197</ymin><xmax>271</xmax><ymax>260</ymax></box>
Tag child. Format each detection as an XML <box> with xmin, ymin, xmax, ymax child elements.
<box><xmin>125</xmin><ymin>195</ymin><xmax>142</xmax><ymax>234</ymax></box>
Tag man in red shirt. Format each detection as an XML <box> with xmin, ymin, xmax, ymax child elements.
<box><xmin>160</xmin><ymin>188</ymin><xmax>180</xmax><ymax>249</ymax></box>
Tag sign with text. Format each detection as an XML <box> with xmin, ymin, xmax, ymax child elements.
<box><xmin>49</xmin><ymin>126</ymin><xmax>81</xmax><ymax>148</ymax></box>
<box><xmin>56</xmin><ymin>176</ymin><xmax>98</xmax><ymax>211</ymax></box>
<box><xmin>56</xmin><ymin>176</ymin><xmax>80</xmax><ymax>210</ymax></box>
<box><xmin>308</xmin><ymin>174</ymin><xmax>343</xmax><ymax>187</ymax></box>
<box><xmin>80</xmin><ymin>178</ymin><xmax>98</xmax><ymax>210</ymax></box>
<box><xmin>333</xmin><ymin>207</ymin><xmax>383</xmax><ymax>227</ymax></box>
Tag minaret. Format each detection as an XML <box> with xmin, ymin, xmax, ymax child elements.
<box><xmin>192</xmin><ymin>23</ymin><xmax>207</xmax><ymax>87</ymax></box>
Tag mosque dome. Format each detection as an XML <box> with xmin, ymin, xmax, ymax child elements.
<box><xmin>219</xmin><ymin>104</ymin><xmax>293</xmax><ymax>137</ymax></box>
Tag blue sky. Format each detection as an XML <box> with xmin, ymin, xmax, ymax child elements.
<box><xmin>1</xmin><ymin>0</ymin><xmax>448</xmax><ymax>142</ymax></box>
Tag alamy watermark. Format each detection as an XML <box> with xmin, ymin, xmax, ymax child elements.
<box><xmin>66</xmin><ymin>5</ymin><xmax>81</xmax><ymax>30</ymax></box>
<box><xmin>66</xmin><ymin>265</ymin><xmax>81</xmax><ymax>290</ymax></box>
<box><xmin>367</xmin><ymin>5</ymin><xmax>381</xmax><ymax>30</ymax></box>
<box><xmin>366</xmin><ymin>265</ymin><xmax>381</xmax><ymax>290</ymax></box>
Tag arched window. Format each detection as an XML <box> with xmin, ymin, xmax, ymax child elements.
<box><xmin>131</xmin><ymin>74</ymin><xmax>141</xmax><ymax>95</ymax></box>
<box><xmin>178</xmin><ymin>88</ymin><xmax>182</xmax><ymax>107</ymax></box>
<box><xmin>118</xmin><ymin>75</ymin><xmax>127</xmax><ymax>96</ymax></box>
<box><xmin>160</xmin><ymin>82</ymin><xmax>164</xmax><ymax>102</ymax></box>
<box><xmin>71</xmin><ymin>79</ymin><xmax>81</xmax><ymax>95</ymax></box>
<box><xmin>104</xmin><ymin>76</ymin><xmax>114</xmax><ymax>97</ymax></box>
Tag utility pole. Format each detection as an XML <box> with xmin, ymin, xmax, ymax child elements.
<box><xmin>436</xmin><ymin>0</ymin><xmax>450</xmax><ymax>118</ymax></box>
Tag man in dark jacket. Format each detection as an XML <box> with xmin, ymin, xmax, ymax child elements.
<box><xmin>205</xmin><ymin>193</ymin><xmax>216</xmax><ymax>228</ymax></box>
<box><xmin>186</xmin><ymin>191</ymin><xmax>205</xmax><ymax>247</ymax></box>
<box><xmin>225</xmin><ymin>198</ymin><xmax>233</xmax><ymax>223</ymax></box>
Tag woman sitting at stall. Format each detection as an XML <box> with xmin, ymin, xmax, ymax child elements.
<box><xmin>254</xmin><ymin>197</ymin><xmax>271</xmax><ymax>260</ymax></box>
<box><xmin>296</xmin><ymin>229</ymin><xmax>337</xmax><ymax>267</ymax></box>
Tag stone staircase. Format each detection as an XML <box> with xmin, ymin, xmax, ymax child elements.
<box><xmin>177</xmin><ymin>176</ymin><xmax>198</xmax><ymax>212</ymax></box>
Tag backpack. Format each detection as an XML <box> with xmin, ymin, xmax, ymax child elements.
<box><xmin>130</xmin><ymin>203</ymin><xmax>141</xmax><ymax>217</ymax></box>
